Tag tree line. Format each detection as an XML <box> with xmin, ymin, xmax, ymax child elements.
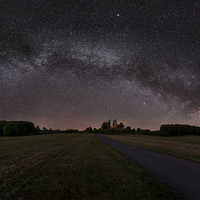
<box><xmin>160</xmin><ymin>124</ymin><xmax>200</xmax><ymax>136</ymax></box>
<box><xmin>1</xmin><ymin>119</ymin><xmax>200</xmax><ymax>137</ymax></box>
<box><xmin>84</xmin><ymin>123</ymin><xmax>200</xmax><ymax>137</ymax></box>
<box><xmin>0</xmin><ymin>120</ymin><xmax>79</xmax><ymax>136</ymax></box>
<box><xmin>0</xmin><ymin>121</ymin><xmax>35</xmax><ymax>136</ymax></box>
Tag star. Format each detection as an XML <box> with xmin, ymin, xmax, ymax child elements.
<box><xmin>1</xmin><ymin>0</ymin><xmax>200</xmax><ymax>130</ymax></box>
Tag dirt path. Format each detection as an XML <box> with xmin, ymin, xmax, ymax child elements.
<box><xmin>97</xmin><ymin>134</ymin><xmax>200</xmax><ymax>199</ymax></box>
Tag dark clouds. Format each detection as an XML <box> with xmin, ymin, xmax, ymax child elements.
<box><xmin>1</xmin><ymin>0</ymin><xmax>200</xmax><ymax>130</ymax></box>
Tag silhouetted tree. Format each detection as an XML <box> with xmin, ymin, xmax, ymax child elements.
<box><xmin>126</xmin><ymin>126</ymin><xmax>131</xmax><ymax>131</ymax></box>
<box><xmin>118</xmin><ymin>123</ymin><xmax>124</xmax><ymax>129</ymax></box>
<box><xmin>86</xmin><ymin>127</ymin><xmax>92</xmax><ymax>133</ymax></box>
<box><xmin>160</xmin><ymin>124</ymin><xmax>200</xmax><ymax>136</ymax></box>
<box><xmin>15</xmin><ymin>121</ymin><xmax>35</xmax><ymax>135</ymax></box>
<box><xmin>3</xmin><ymin>122</ymin><xmax>20</xmax><ymax>136</ymax></box>
<box><xmin>137</xmin><ymin>128</ymin><xmax>141</xmax><ymax>132</ymax></box>
<box><xmin>101</xmin><ymin>122</ymin><xmax>109</xmax><ymax>129</ymax></box>
<box><xmin>36</xmin><ymin>125</ymin><xmax>40</xmax><ymax>131</ymax></box>
<box><xmin>0</xmin><ymin>121</ymin><xmax>7</xmax><ymax>136</ymax></box>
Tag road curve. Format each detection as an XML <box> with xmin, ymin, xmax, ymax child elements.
<box><xmin>97</xmin><ymin>134</ymin><xmax>200</xmax><ymax>200</ymax></box>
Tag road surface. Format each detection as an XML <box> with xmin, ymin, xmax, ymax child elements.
<box><xmin>97</xmin><ymin>134</ymin><xmax>200</xmax><ymax>199</ymax></box>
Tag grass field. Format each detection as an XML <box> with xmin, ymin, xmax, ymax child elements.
<box><xmin>105</xmin><ymin>134</ymin><xmax>200</xmax><ymax>163</ymax></box>
<box><xmin>0</xmin><ymin>133</ymin><xmax>176</xmax><ymax>199</ymax></box>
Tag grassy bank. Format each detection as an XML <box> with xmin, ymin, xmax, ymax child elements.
<box><xmin>0</xmin><ymin>133</ymin><xmax>176</xmax><ymax>199</ymax></box>
<box><xmin>105</xmin><ymin>134</ymin><xmax>200</xmax><ymax>163</ymax></box>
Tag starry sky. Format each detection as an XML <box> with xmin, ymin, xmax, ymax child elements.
<box><xmin>1</xmin><ymin>0</ymin><xmax>200</xmax><ymax>130</ymax></box>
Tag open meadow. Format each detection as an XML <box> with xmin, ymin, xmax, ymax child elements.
<box><xmin>105</xmin><ymin>134</ymin><xmax>200</xmax><ymax>163</ymax></box>
<box><xmin>0</xmin><ymin>133</ymin><xmax>176</xmax><ymax>199</ymax></box>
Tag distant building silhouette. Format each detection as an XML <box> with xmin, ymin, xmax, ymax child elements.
<box><xmin>102</xmin><ymin>119</ymin><xmax>119</xmax><ymax>129</ymax></box>
<box><xmin>108</xmin><ymin>120</ymin><xmax>111</xmax><ymax>128</ymax></box>
<box><xmin>111</xmin><ymin>119</ymin><xmax>118</xmax><ymax>128</ymax></box>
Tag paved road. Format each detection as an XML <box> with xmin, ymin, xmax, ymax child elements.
<box><xmin>97</xmin><ymin>134</ymin><xmax>200</xmax><ymax>200</ymax></box>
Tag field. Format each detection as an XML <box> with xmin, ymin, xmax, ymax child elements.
<box><xmin>0</xmin><ymin>133</ymin><xmax>175</xmax><ymax>199</ymax></box>
<box><xmin>105</xmin><ymin>134</ymin><xmax>200</xmax><ymax>163</ymax></box>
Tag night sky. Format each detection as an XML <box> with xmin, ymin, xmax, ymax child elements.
<box><xmin>1</xmin><ymin>0</ymin><xmax>200</xmax><ymax>130</ymax></box>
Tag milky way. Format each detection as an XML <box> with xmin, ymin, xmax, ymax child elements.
<box><xmin>1</xmin><ymin>0</ymin><xmax>200</xmax><ymax>130</ymax></box>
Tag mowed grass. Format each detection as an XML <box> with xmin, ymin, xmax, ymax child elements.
<box><xmin>105</xmin><ymin>134</ymin><xmax>200</xmax><ymax>163</ymax></box>
<box><xmin>0</xmin><ymin>133</ymin><xmax>176</xmax><ymax>199</ymax></box>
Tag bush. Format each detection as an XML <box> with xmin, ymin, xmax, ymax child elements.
<box><xmin>3</xmin><ymin>123</ymin><xmax>20</xmax><ymax>136</ymax></box>
<box><xmin>151</xmin><ymin>131</ymin><xmax>169</xmax><ymax>137</ymax></box>
<box><xmin>64</xmin><ymin>129</ymin><xmax>79</xmax><ymax>133</ymax></box>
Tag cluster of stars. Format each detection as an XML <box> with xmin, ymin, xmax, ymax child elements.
<box><xmin>1</xmin><ymin>0</ymin><xmax>200</xmax><ymax>130</ymax></box>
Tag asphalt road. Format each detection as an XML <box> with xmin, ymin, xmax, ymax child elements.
<box><xmin>97</xmin><ymin>134</ymin><xmax>200</xmax><ymax>200</ymax></box>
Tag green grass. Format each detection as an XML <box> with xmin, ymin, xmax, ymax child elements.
<box><xmin>0</xmin><ymin>133</ymin><xmax>177</xmax><ymax>199</ymax></box>
<box><xmin>105</xmin><ymin>134</ymin><xmax>200</xmax><ymax>163</ymax></box>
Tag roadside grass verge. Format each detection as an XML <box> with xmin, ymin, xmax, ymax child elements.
<box><xmin>104</xmin><ymin>134</ymin><xmax>200</xmax><ymax>163</ymax></box>
<box><xmin>0</xmin><ymin>133</ymin><xmax>176</xmax><ymax>199</ymax></box>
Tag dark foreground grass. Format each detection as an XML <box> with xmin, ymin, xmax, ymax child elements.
<box><xmin>0</xmin><ymin>133</ymin><xmax>176</xmax><ymax>199</ymax></box>
<box><xmin>105</xmin><ymin>134</ymin><xmax>200</xmax><ymax>163</ymax></box>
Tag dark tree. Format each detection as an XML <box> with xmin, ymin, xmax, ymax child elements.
<box><xmin>0</xmin><ymin>121</ymin><xmax>7</xmax><ymax>136</ymax></box>
<box><xmin>126</xmin><ymin>126</ymin><xmax>131</xmax><ymax>130</ymax></box>
<box><xmin>101</xmin><ymin>122</ymin><xmax>109</xmax><ymax>129</ymax></box>
<box><xmin>36</xmin><ymin>125</ymin><xmax>40</xmax><ymax>131</ymax></box>
<box><xmin>86</xmin><ymin>127</ymin><xmax>92</xmax><ymax>133</ymax></box>
<box><xmin>160</xmin><ymin>124</ymin><xmax>200</xmax><ymax>136</ymax></box>
<box><xmin>15</xmin><ymin>121</ymin><xmax>35</xmax><ymax>135</ymax></box>
<box><xmin>3</xmin><ymin>122</ymin><xmax>20</xmax><ymax>136</ymax></box>
<box><xmin>118</xmin><ymin>123</ymin><xmax>124</xmax><ymax>129</ymax></box>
